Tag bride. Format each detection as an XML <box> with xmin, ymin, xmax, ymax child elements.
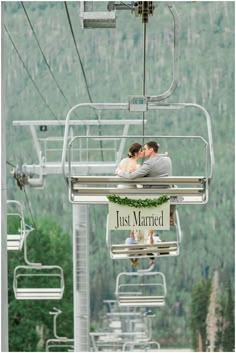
<box><xmin>115</xmin><ymin>142</ymin><xmax>145</xmax><ymax>267</ymax></box>
<box><xmin>115</xmin><ymin>142</ymin><xmax>143</xmax><ymax>188</ymax></box>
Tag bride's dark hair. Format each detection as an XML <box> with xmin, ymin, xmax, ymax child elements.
<box><xmin>127</xmin><ymin>143</ymin><xmax>142</xmax><ymax>158</ymax></box>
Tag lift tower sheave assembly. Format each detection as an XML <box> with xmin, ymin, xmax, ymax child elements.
<box><xmin>80</xmin><ymin>1</ymin><xmax>155</xmax><ymax>29</ymax></box>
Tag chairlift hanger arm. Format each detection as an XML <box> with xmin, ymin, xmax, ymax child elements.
<box><xmin>49</xmin><ymin>308</ymin><xmax>67</xmax><ymax>340</ymax></box>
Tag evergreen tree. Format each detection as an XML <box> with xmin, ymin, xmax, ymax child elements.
<box><xmin>206</xmin><ymin>270</ymin><xmax>222</xmax><ymax>352</ymax></box>
<box><xmin>222</xmin><ymin>279</ymin><xmax>235</xmax><ymax>352</ymax></box>
<box><xmin>190</xmin><ymin>278</ymin><xmax>211</xmax><ymax>351</ymax></box>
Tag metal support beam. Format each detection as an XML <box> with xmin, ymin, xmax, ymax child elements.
<box><xmin>30</xmin><ymin>125</ymin><xmax>41</xmax><ymax>162</ymax></box>
<box><xmin>73</xmin><ymin>204</ymin><xmax>90</xmax><ymax>351</ymax></box>
<box><xmin>1</xmin><ymin>28</ymin><xmax>9</xmax><ymax>349</ymax></box>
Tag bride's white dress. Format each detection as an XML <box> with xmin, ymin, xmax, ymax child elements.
<box><xmin>117</xmin><ymin>164</ymin><xmax>140</xmax><ymax>189</ymax></box>
<box><xmin>116</xmin><ymin>163</ymin><xmax>147</xmax><ymax>244</ymax></box>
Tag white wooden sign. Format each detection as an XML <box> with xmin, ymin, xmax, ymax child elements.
<box><xmin>108</xmin><ymin>198</ymin><xmax>170</xmax><ymax>230</ymax></box>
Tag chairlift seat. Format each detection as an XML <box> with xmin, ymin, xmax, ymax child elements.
<box><xmin>46</xmin><ymin>338</ymin><xmax>74</xmax><ymax>352</ymax></box>
<box><xmin>119</xmin><ymin>295</ymin><xmax>165</xmax><ymax>307</ymax></box>
<box><xmin>123</xmin><ymin>340</ymin><xmax>161</xmax><ymax>351</ymax></box>
<box><xmin>7</xmin><ymin>234</ymin><xmax>24</xmax><ymax>251</ymax></box>
<box><xmin>47</xmin><ymin>345</ymin><xmax>74</xmax><ymax>352</ymax></box>
<box><xmin>15</xmin><ymin>288</ymin><xmax>63</xmax><ymax>300</ymax></box>
<box><xmin>69</xmin><ymin>176</ymin><xmax>207</xmax><ymax>204</ymax></box>
<box><xmin>110</xmin><ymin>242</ymin><xmax>178</xmax><ymax>258</ymax></box>
<box><xmin>13</xmin><ymin>265</ymin><xmax>64</xmax><ymax>300</ymax></box>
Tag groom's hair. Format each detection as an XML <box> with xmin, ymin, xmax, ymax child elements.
<box><xmin>145</xmin><ymin>141</ymin><xmax>159</xmax><ymax>153</ymax></box>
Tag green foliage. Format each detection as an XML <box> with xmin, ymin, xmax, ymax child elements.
<box><xmin>8</xmin><ymin>218</ymin><xmax>73</xmax><ymax>352</ymax></box>
<box><xmin>222</xmin><ymin>279</ymin><xmax>235</xmax><ymax>352</ymax></box>
<box><xmin>107</xmin><ymin>194</ymin><xmax>169</xmax><ymax>207</ymax></box>
<box><xmin>190</xmin><ymin>279</ymin><xmax>211</xmax><ymax>351</ymax></box>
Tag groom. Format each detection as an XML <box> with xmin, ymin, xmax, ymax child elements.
<box><xmin>116</xmin><ymin>141</ymin><xmax>176</xmax><ymax>225</ymax></box>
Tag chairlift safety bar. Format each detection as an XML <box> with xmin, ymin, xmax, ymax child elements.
<box><xmin>62</xmin><ymin>103</ymin><xmax>214</xmax><ymax>185</ymax></box>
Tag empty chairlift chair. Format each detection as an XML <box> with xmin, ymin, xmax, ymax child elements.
<box><xmin>7</xmin><ymin>200</ymin><xmax>28</xmax><ymax>251</ymax></box>
<box><xmin>46</xmin><ymin>342</ymin><xmax>74</xmax><ymax>352</ymax></box>
<box><xmin>13</xmin><ymin>231</ymin><xmax>64</xmax><ymax>300</ymax></box>
<box><xmin>46</xmin><ymin>307</ymin><xmax>74</xmax><ymax>352</ymax></box>
<box><xmin>106</xmin><ymin>209</ymin><xmax>182</xmax><ymax>260</ymax></box>
<box><xmin>122</xmin><ymin>340</ymin><xmax>161</xmax><ymax>351</ymax></box>
<box><xmin>115</xmin><ymin>271</ymin><xmax>167</xmax><ymax>307</ymax></box>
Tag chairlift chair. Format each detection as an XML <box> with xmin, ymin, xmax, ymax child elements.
<box><xmin>13</xmin><ymin>231</ymin><xmax>64</xmax><ymax>300</ymax></box>
<box><xmin>7</xmin><ymin>200</ymin><xmax>28</xmax><ymax>251</ymax></box>
<box><xmin>115</xmin><ymin>271</ymin><xmax>167</xmax><ymax>307</ymax></box>
<box><xmin>61</xmin><ymin>103</ymin><xmax>214</xmax><ymax>205</ymax></box>
<box><xmin>122</xmin><ymin>340</ymin><xmax>161</xmax><ymax>351</ymax></box>
<box><xmin>90</xmin><ymin>331</ymin><xmax>151</xmax><ymax>352</ymax></box>
<box><xmin>90</xmin><ymin>308</ymin><xmax>154</xmax><ymax>351</ymax></box>
<box><xmin>45</xmin><ymin>307</ymin><xmax>74</xmax><ymax>351</ymax></box>
<box><xmin>46</xmin><ymin>339</ymin><xmax>74</xmax><ymax>352</ymax></box>
<box><xmin>106</xmin><ymin>209</ymin><xmax>182</xmax><ymax>260</ymax></box>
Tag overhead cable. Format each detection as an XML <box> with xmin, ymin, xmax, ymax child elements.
<box><xmin>64</xmin><ymin>1</ymin><xmax>104</xmax><ymax>160</ymax></box>
<box><xmin>4</xmin><ymin>24</ymin><xmax>60</xmax><ymax>121</ymax></box>
<box><xmin>6</xmin><ymin>160</ymin><xmax>16</xmax><ymax>168</ymax></box>
<box><xmin>20</xmin><ymin>1</ymin><xmax>75</xmax><ymax>114</ymax></box>
<box><xmin>7</xmin><ymin>160</ymin><xmax>37</xmax><ymax>229</ymax></box>
<box><xmin>64</xmin><ymin>1</ymin><xmax>93</xmax><ymax>103</ymax></box>
<box><xmin>22</xmin><ymin>186</ymin><xmax>37</xmax><ymax>230</ymax></box>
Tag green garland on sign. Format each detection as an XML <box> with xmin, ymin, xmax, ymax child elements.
<box><xmin>107</xmin><ymin>194</ymin><xmax>169</xmax><ymax>208</ymax></box>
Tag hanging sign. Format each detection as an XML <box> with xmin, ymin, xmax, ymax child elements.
<box><xmin>108</xmin><ymin>196</ymin><xmax>170</xmax><ymax>230</ymax></box>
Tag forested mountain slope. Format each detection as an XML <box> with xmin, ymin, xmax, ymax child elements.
<box><xmin>3</xmin><ymin>1</ymin><xmax>234</xmax><ymax>351</ymax></box>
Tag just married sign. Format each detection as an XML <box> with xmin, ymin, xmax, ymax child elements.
<box><xmin>108</xmin><ymin>196</ymin><xmax>170</xmax><ymax>231</ymax></box>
